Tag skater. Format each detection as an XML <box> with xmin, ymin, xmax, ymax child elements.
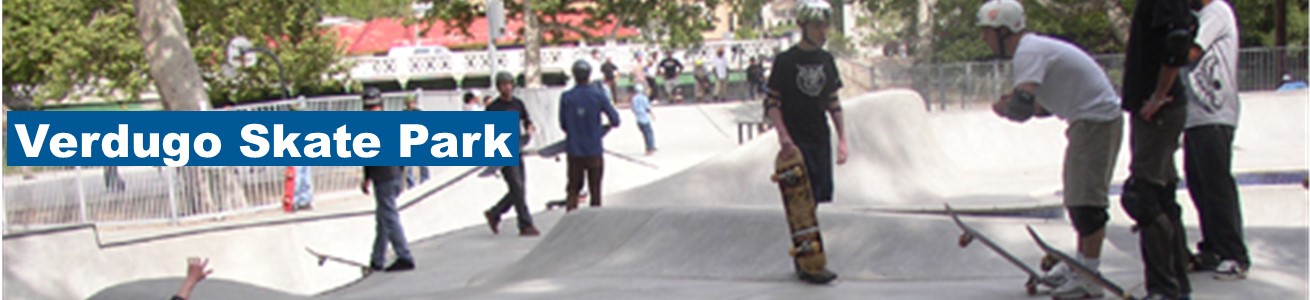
<box><xmin>1119</xmin><ymin>0</ymin><xmax>1196</xmax><ymax>298</ymax></box>
<box><xmin>630</xmin><ymin>84</ymin><xmax>657</xmax><ymax>155</ymax></box>
<box><xmin>361</xmin><ymin>87</ymin><xmax>415</xmax><ymax>272</ymax></box>
<box><xmin>560</xmin><ymin>60</ymin><xmax>621</xmax><ymax>211</ymax></box>
<box><xmin>977</xmin><ymin>1</ymin><xmax>1125</xmax><ymax>298</ymax></box>
<box><xmin>765</xmin><ymin>0</ymin><xmax>846</xmax><ymax>284</ymax></box>
<box><xmin>483</xmin><ymin>72</ymin><xmax>541</xmax><ymax>236</ymax></box>
<box><xmin>1181</xmin><ymin>0</ymin><xmax>1248</xmax><ymax>280</ymax></box>
<box><xmin>714</xmin><ymin>48</ymin><xmax>730</xmax><ymax>102</ymax></box>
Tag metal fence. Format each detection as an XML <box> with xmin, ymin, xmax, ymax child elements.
<box><xmin>865</xmin><ymin>46</ymin><xmax>1308</xmax><ymax>111</ymax></box>
<box><xmin>2</xmin><ymin>88</ymin><xmax>569</xmax><ymax>232</ymax></box>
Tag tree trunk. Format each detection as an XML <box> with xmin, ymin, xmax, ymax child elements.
<box><xmin>524</xmin><ymin>0</ymin><xmax>543</xmax><ymax>88</ymax></box>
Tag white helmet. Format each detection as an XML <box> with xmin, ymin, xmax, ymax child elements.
<box><xmin>977</xmin><ymin>0</ymin><xmax>1025</xmax><ymax>33</ymax></box>
<box><xmin>796</xmin><ymin>0</ymin><xmax>833</xmax><ymax>25</ymax></box>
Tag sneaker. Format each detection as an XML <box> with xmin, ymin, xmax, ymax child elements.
<box><xmin>1190</xmin><ymin>251</ymin><xmax>1221</xmax><ymax>272</ymax></box>
<box><xmin>484</xmin><ymin>211</ymin><xmax>501</xmax><ymax>235</ymax></box>
<box><xmin>1042</xmin><ymin>263</ymin><xmax>1075</xmax><ymax>287</ymax></box>
<box><xmin>369</xmin><ymin>263</ymin><xmax>384</xmax><ymax>272</ymax></box>
<box><xmin>1213</xmin><ymin>260</ymin><xmax>1248</xmax><ymax>280</ymax></box>
<box><xmin>1051</xmin><ymin>274</ymin><xmax>1105</xmax><ymax>299</ymax></box>
<box><xmin>383</xmin><ymin>258</ymin><xmax>415</xmax><ymax>272</ymax></box>
<box><xmin>520</xmin><ymin>226</ymin><xmax>541</xmax><ymax>237</ymax></box>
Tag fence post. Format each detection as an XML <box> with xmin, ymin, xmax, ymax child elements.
<box><xmin>166</xmin><ymin>167</ymin><xmax>179</xmax><ymax>225</ymax></box>
<box><xmin>75</xmin><ymin>166</ymin><xmax>87</xmax><ymax>223</ymax></box>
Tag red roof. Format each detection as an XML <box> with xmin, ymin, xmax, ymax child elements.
<box><xmin>334</xmin><ymin>14</ymin><xmax>640</xmax><ymax>55</ymax></box>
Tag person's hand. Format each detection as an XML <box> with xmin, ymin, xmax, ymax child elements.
<box><xmin>360</xmin><ymin>180</ymin><xmax>370</xmax><ymax>195</ymax></box>
<box><xmin>779</xmin><ymin>136</ymin><xmax>798</xmax><ymax>159</ymax></box>
<box><xmin>836</xmin><ymin>140</ymin><xmax>849</xmax><ymax>165</ymax></box>
<box><xmin>186</xmin><ymin>257</ymin><xmax>212</xmax><ymax>284</ymax></box>
<box><xmin>1139</xmin><ymin>93</ymin><xmax>1173</xmax><ymax>121</ymax></box>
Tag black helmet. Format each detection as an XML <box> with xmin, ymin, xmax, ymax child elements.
<box><xmin>362</xmin><ymin>87</ymin><xmax>383</xmax><ymax>107</ymax></box>
<box><xmin>571</xmin><ymin>59</ymin><xmax>591</xmax><ymax>82</ymax></box>
<box><xmin>495</xmin><ymin>71</ymin><xmax>515</xmax><ymax>84</ymax></box>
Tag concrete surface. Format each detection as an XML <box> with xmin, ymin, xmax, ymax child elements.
<box><xmin>5</xmin><ymin>90</ymin><xmax>1306</xmax><ymax>300</ymax></box>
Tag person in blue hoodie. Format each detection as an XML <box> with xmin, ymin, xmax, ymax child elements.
<box><xmin>559</xmin><ymin>60</ymin><xmax>621</xmax><ymax>211</ymax></box>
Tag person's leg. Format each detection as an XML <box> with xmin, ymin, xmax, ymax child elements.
<box><xmin>490</xmin><ymin>166</ymin><xmax>516</xmax><ymax>215</ymax></box>
<box><xmin>1064</xmin><ymin>117</ymin><xmax>1123</xmax><ymax>261</ymax></box>
<box><xmin>639</xmin><ymin>122</ymin><xmax>656</xmax><ymax>152</ymax></box>
<box><xmin>376</xmin><ymin>180</ymin><xmax>412</xmax><ymax>263</ymax></box>
<box><xmin>418</xmin><ymin>166</ymin><xmax>429</xmax><ymax>183</ymax></box>
<box><xmin>504</xmin><ymin>164</ymin><xmax>534</xmax><ymax>230</ymax></box>
<box><xmin>565</xmin><ymin>156</ymin><xmax>585</xmax><ymax>211</ymax></box>
<box><xmin>1123</xmin><ymin>102</ymin><xmax>1187</xmax><ymax>298</ymax></box>
<box><xmin>796</xmin><ymin>142</ymin><xmax>834</xmax><ymax>203</ymax></box>
<box><xmin>1186</xmin><ymin>125</ymin><xmax>1248</xmax><ymax>269</ymax></box>
<box><xmin>371</xmin><ymin>186</ymin><xmax>392</xmax><ymax>268</ymax></box>
<box><xmin>586</xmin><ymin>156</ymin><xmax>605</xmax><ymax>207</ymax></box>
<box><xmin>1183</xmin><ymin>127</ymin><xmax>1218</xmax><ymax>267</ymax></box>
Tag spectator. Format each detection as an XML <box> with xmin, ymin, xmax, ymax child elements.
<box><xmin>659</xmin><ymin>50</ymin><xmax>684</xmax><ymax>103</ymax></box>
<box><xmin>714</xmin><ymin>48</ymin><xmax>730</xmax><ymax>102</ymax></box>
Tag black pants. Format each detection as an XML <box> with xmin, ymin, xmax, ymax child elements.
<box><xmin>1125</xmin><ymin>102</ymin><xmax>1190</xmax><ymax>298</ymax></box>
<box><xmin>489</xmin><ymin>160</ymin><xmax>533</xmax><ymax>229</ymax></box>
<box><xmin>796</xmin><ymin>141</ymin><xmax>834</xmax><ymax>203</ymax></box>
<box><xmin>1184</xmin><ymin>125</ymin><xmax>1248</xmax><ymax>267</ymax></box>
<box><xmin>566</xmin><ymin>156</ymin><xmax>604</xmax><ymax>209</ymax></box>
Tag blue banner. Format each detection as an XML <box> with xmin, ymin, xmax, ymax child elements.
<box><xmin>5</xmin><ymin>111</ymin><xmax>521</xmax><ymax>167</ymax></box>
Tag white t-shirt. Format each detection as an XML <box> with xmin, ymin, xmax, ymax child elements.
<box><xmin>1184</xmin><ymin>0</ymin><xmax>1240</xmax><ymax>128</ymax></box>
<box><xmin>1012</xmin><ymin>34</ymin><xmax>1123</xmax><ymax>122</ymax></box>
<box><xmin>714</xmin><ymin>56</ymin><xmax>729</xmax><ymax>79</ymax></box>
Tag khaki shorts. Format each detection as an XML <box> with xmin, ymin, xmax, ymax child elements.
<box><xmin>1064</xmin><ymin>116</ymin><xmax>1125</xmax><ymax>207</ymax></box>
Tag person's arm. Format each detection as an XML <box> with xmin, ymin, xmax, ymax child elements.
<box><xmin>827</xmin><ymin>97</ymin><xmax>847</xmax><ymax>165</ymax></box>
<box><xmin>360</xmin><ymin>167</ymin><xmax>371</xmax><ymax>195</ymax></box>
<box><xmin>993</xmin><ymin>82</ymin><xmax>1043</xmax><ymax>122</ymax></box>
<box><xmin>559</xmin><ymin>98</ymin><xmax>569</xmax><ymax>132</ymax></box>
<box><xmin>173</xmin><ymin>257</ymin><xmax>212</xmax><ymax>300</ymax></box>
<box><xmin>603</xmin><ymin>96</ymin><xmax>621</xmax><ymax>128</ymax></box>
<box><xmin>518</xmin><ymin>100</ymin><xmax>535</xmax><ymax>138</ymax></box>
<box><xmin>1140</xmin><ymin>0</ymin><xmax>1194</xmax><ymax>120</ymax></box>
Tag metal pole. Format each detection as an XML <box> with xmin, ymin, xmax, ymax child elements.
<box><xmin>75</xmin><ymin>166</ymin><xmax>87</xmax><ymax>223</ymax></box>
<box><xmin>165</xmin><ymin>167</ymin><xmax>179</xmax><ymax>225</ymax></box>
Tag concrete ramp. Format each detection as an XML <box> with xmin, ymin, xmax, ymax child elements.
<box><xmin>607</xmin><ymin>90</ymin><xmax>962</xmax><ymax>208</ymax></box>
<box><xmin>469</xmin><ymin>207</ymin><xmax>1088</xmax><ymax>286</ymax></box>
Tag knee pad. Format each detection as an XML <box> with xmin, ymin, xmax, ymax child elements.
<box><xmin>1120</xmin><ymin>178</ymin><xmax>1164</xmax><ymax>228</ymax></box>
<box><xmin>1068</xmin><ymin>206</ymin><xmax>1109</xmax><ymax>237</ymax></box>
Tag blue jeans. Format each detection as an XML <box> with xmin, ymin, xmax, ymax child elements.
<box><xmin>489</xmin><ymin>160</ymin><xmax>533</xmax><ymax>229</ymax></box>
<box><xmin>638</xmin><ymin>121</ymin><xmax>656</xmax><ymax>151</ymax></box>
<box><xmin>293</xmin><ymin>166</ymin><xmax>313</xmax><ymax>207</ymax></box>
<box><xmin>371</xmin><ymin>179</ymin><xmax>412</xmax><ymax>266</ymax></box>
<box><xmin>406</xmin><ymin>166</ymin><xmax>429</xmax><ymax>188</ymax></box>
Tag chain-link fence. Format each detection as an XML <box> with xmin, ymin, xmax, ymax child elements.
<box><xmin>864</xmin><ymin>46</ymin><xmax>1307</xmax><ymax>111</ymax></box>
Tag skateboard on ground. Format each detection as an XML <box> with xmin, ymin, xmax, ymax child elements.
<box><xmin>946</xmin><ymin>204</ymin><xmax>1061</xmax><ymax>295</ymax></box>
<box><xmin>771</xmin><ymin>145</ymin><xmax>837</xmax><ymax>284</ymax></box>
<box><xmin>305</xmin><ymin>247</ymin><xmax>374</xmax><ymax>277</ymax></box>
<box><xmin>1027</xmin><ymin>226</ymin><xmax>1137</xmax><ymax>300</ymax></box>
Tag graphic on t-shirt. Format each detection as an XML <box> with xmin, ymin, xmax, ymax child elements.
<box><xmin>1188</xmin><ymin>34</ymin><xmax>1234</xmax><ymax>113</ymax></box>
<box><xmin>797</xmin><ymin>64</ymin><xmax>826</xmax><ymax>97</ymax></box>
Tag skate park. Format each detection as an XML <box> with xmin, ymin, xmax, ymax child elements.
<box><xmin>4</xmin><ymin>86</ymin><xmax>1307</xmax><ymax>299</ymax></box>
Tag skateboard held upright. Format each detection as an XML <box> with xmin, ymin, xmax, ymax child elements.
<box><xmin>772</xmin><ymin>145</ymin><xmax>837</xmax><ymax>284</ymax></box>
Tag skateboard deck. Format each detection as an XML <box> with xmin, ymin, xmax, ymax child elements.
<box><xmin>771</xmin><ymin>146</ymin><xmax>837</xmax><ymax>284</ymax></box>
<box><xmin>946</xmin><ymin>204</ymin><xmax>1059</xmax><ymax>295</ymax></box>
<box><xmin>306</xmin><ymin>247</ymin><xmax>374</xmax><ymax>277</ymax></box>
<box><xmin>1027</xmin><ymin>226</ymin><xmax>1137</xmax><ymax>300</ymax></box>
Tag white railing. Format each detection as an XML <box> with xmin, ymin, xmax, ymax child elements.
<box><xmin>346</xmin><ymin>39</ymin><xmax>791</xmax><ymax>81</ymax></box>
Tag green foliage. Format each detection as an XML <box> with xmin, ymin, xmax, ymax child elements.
<box><xmin>1228</xmin><ymin>0</ymin><xmax>1309</xmax><ymax>47</ymax></box>
<box><xmin>2</xmin><ymin>0</ymin><xmax>349</xmax><ymax>108</ymax></box>
<box><xmin>322</xmin><ymin>0</ymin><xmax>412</xmax><ymax>21</ymax></box>
<box><xmin>3</xmin><ymin>0</ymin><xmax>148</xmax><ymax>107</ymax></box>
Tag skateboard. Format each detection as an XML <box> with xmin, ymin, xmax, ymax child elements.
<box><xmin>771</xmin><ymin>145</ymin><xmax>837</xmax><ymax>284</ymax></box>
<box><xmin>946</xmin><ymin>204</ymin><xmax>1060</xmax><ymax>295</ymax></box>
<box><xmin>306</xmin><ymin>247</ymin><xmax>374</xmax><ymax>277</ymax></box>
<box><xmin>1027</xmin><ymin>226</ymin><xmax>1137</xmax><ymax>300</ymax></box>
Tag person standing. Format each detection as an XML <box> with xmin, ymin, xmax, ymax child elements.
<box><xmin>747</xmin><ymin>56</ymin><xmax>766</xmax><ymax>102</ymax></box>
<box><xmin>659</xmin><ymin>50</ymin><xmax>684</xmax><ymax>103</ymax></box>
<box><xmin>483</xmin><ymin>72</ymin><xmax>541</xmax><ymax>236</ymax></box>
<box><xmin>403</xmin><ymin>93</ymin><xmax>429</xmax><ymax>187</ymax></box>
<box><xmin>360</xmin><ymin>87</ymin><xmax>415</xmax><ymax>272</ymax></box>
<box><xmin>1119</xmin><ymin>0</ymin><xmax>1196</xmax><ymax>298</ymax></box>
<box><xmin>560</xmin><ymin>60</ymin><xmax>621</xmax><ymax>211</ymax></box>
<box><xmin>1181</xmin><ymin>0</ymin><xmax>1248</xmax><ymax>280</ymax></box>
<box><xmin>977</xmin><ymin>1</ymin><xmax>1125</xmax><ymax>298</ymax></box>
<box><xmin>630</xmin><ymin>84</ymin><xmax>657</xmax><ymax>155</ymax></box>
<box><xmin>714</xmin><ymin>48</ymin><xmax>730</xmax><ymax>102</ymax></box>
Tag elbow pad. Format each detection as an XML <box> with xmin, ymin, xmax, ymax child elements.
<box><xmin>1163</xmin><ymin>28</ymin><xmax>1194</xmax><ymax>67</ymax></box>
<box><xmin>1003</xmin><ymin>90</ymin><xmax>1037</xmax><ymax>122</ymax></box>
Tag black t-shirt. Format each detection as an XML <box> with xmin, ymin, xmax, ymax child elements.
<box><xmin>659</xmin><ymin>58</ymin><xmax>683</xmax><ymax>79</ymax></box>
<box><xmin>486</xmin><ymin>96</ymin><xmax>534</xmax><ymax>146</ymax></box>
<box><xmin>601</xmin><ymin>61</ymin><xmax>618</xmax><ymax>81</ymax></box>
<box><xmin>1122</xmin><ymin>0</ymin><xmax>1194</xmax><ymax>112</ymax></box>
<box><xmin>767</xmin><ymin>46</ymin><xmax>842</xmax><ymax>146</ymax></box>
<box><xmin>747</xmin><ymin>63</ymin><xmax>765</xmax><ymax>83</ymax></box>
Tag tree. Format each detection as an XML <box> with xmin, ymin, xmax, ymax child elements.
<box><xmin>3</xmin><ymin>0</ymin><xmax>149</xmax><ymax>109</ymax></box>
<box><xmin>322</xmin><ymin>0</ymin><xmax>412</xmax><ymax>21</ymax></box>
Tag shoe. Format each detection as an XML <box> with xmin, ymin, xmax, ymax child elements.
<box><xmin>369</xmin><ymin>263</ymin><xmax>384</xmax><ymax>272</ymax></box>
<box><xmin>797</xmin><ymin>268</ymin><xmax>838</xmax><ymax>284</ymax></box>
<box><xmin>1213</xmin><ymin>259</ymin><xmax>1248</xmax><ymax>280</ymax></box>
<box><xmin>384</xmin><ymin>258</ymin><xmax>415</xmax><ymax>272</ymax></box>
<box><xmin>1050</xmin><ymin>273</ymin><xmax>1105</xmax><ymax>299</ymax></box>
<box><xmin>520</xmin><ymin>226</ymin><xmax>541</xmax><ymax>237</ymax></box>
<box><xmin>1190</xmin><ymin>251</ymin><xmax>1221</xmax><ymax>272</ymax></box>
<box><xmin>484</xmin><ymin>211</ymin><xmax>501</xmax><ymax>235</ymax></box>
<box><xmin>1141</xmin><ymin>293</ymin><xmax>1175</xmax><ymax>300</ymax></box>
<box><xmin>1042</xmin><ymin>263</ymin><xmax>1075</xmax><ymax>287</ymax></box>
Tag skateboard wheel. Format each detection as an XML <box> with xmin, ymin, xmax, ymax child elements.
<box><xmin>958</xmin><ymin>233</ymin><xmax>974</xmax><ymax>248</ymax></box>
<box><xmin>1040</xmin><ymin>254</ymin><xmax>1060</xmax><ymax>272</ymax></box>
<box><xmin>1025</xmin><ymin>278</ymin><xmax>1038</xmax><ymax>295</ymax></box>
